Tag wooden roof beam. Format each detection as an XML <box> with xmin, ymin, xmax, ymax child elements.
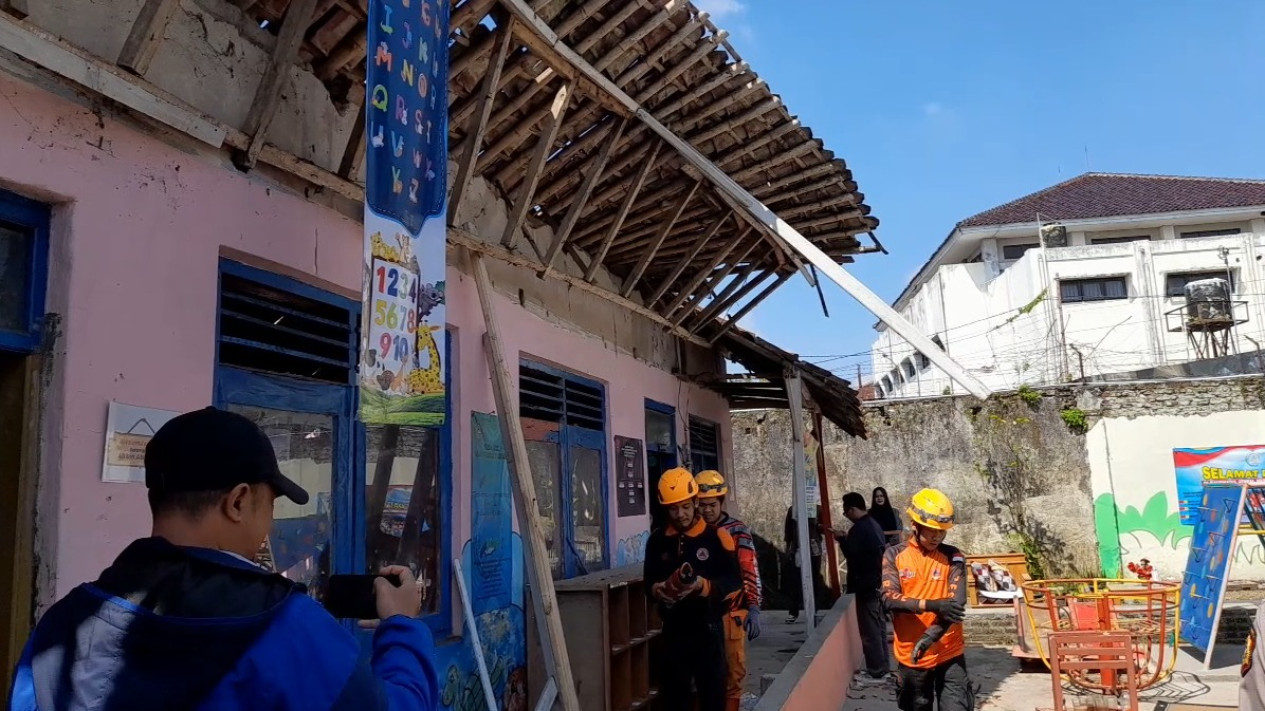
<box><xmin>648</xmin><ymin>62</ymin><xmax>750</xmax><ymax>121</ymax></box>
<box><xmin>661</xmin><ymin>228</ymin><xmax>751</xmax><ymax>316</ymax></box>
<box><xmin>687</xmin><ymin>96</ymin><xmax>781</xmax><ymax>146</ymax></box>
<box><xmin>610</xmin><ymin>11</ymin><xmax>706</xmax><ymax>88</ymax></box>
<box><xmin>633</xmin><ymin>30</ymin><xmax>729</xmax><ymax>105</ymax></box>
<box><xmin>450</xmin><ymin>20</ymin><xmax>516</xmax><ymax>222</ymax></box>
<box><xmin>622</xmin><ymin>179</ymin><xmax>700</xmax><ymax>298</ymax></box>
<box><xmin>584</xmin><ymin>141</ymin><xmax>661</xmax><ymax>282</ymax></box>
<box><xmin>231</xmin><ymin>0</ymin><xmax>319</xmax><ymax>171</ymax></box>
<box><xmin>705</xmin><ymin>271</ymin><xmax>795</xmax><ymax>343</ymax></box>
<box><xmin>674</xmin><ymin>261</ymin><xmax>762</xmax><ymax>329</ymax></box>
<box><xmin>686</xmin><ymin>266</ymin><xmax>773</xmax><ymax>331</ymax></box>
<box><xmin>539</xmin><ymin>116</ymin><xmax>627</xmax><ymax>279</ymax></box>
<box><xmin>647</xmin><ymin>214</ymin><xmax>731</xmax><ymax>307</ymax></box>
<box><xmin>1</xmin><ymin>0</ymin><xmax>28</xmax><ymax>18</ymax></box>
<box><xmin>593</xmin><ymin>0</ymin><xmax>688</xmax><ymax>73</ymax></box>
<box><xmin>501</xmin><ymin>82</ymin><xmax>573</xmax><ymax>250</ymax></box>
<box><xmin>117</xmin><ymin>0</ymin><xmax>181</xmax><ymax>75</ymax></box>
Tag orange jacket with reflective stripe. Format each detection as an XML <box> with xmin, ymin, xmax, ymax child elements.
<box><xmin>881</xmin><ymin>540</ymin><xmax>966</xmax><ymax>669</ymax></box>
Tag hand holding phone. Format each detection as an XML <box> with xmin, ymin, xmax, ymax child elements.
<box><xmin>374</xmin><ymin>565</ymin><xmax>422</xmax><ymax>620</ymax></box>
<box><xmin>324</xmin><ymin>567</ymin><xmax>416</xmax><ymax>620</ymax></box>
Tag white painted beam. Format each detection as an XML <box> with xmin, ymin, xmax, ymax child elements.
<box><xmin>498</xmin><ymin>0</ymin><xmax>992</xmax><ymax>400</ymax></box>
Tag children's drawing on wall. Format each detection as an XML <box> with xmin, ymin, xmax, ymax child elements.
<box><xmin>614</xmin><ymin>530</ymin><xmax>650</xmax><ymax>567</ymax></box>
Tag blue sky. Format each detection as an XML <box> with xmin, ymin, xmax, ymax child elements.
<box><xmin>697</xmin><ymin>0</ymin><xmax>1265</xmax><ymax>384</ymax></box>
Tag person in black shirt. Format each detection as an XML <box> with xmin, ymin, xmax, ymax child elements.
<box><xmin>870</xmin><ymin>486</ymin><xmax>904</xmax><ymax>546</ymax></box>
<box><xmin>643</xmin><ymin>468</ymin><xmax>743</xmax><ymax>711</ymax></box>
<box><xmin>832</xmin><ymin>491</ymin><xmax>891</xmax><ymax>683</ymax></box>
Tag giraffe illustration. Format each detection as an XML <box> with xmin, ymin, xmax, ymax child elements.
<box><xmin>407</xmin><ymin>325</ymin><xmax>443</xmax><ymax>394</ymax></box>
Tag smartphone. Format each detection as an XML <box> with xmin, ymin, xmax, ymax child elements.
<box><xmin>324</xmin><ymin>574</ymin><xmax>401</xmax><ymax>619</ymax></box>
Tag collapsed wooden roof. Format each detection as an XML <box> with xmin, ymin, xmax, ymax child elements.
<box><xmin>239</xmin><ymin>0</ymin><xmax>881</xmax><ymax>338</ymax></box>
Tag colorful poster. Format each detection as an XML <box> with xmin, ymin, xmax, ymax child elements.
<box><xmin>1173</xmin><ymin>446</ymin><xmax>1265</xmax><ymax>525</ymax></box>
<box><xmin>359</xmin><ymin>0</ymin><xmax>449</xmax><ymax>426</ymax></box>
<box><xmin>1180</xmin><ymin>483</ymin><xmax>1244</xmax><ymax>663</ymax></box>
<box><xmin>471</xmin><ymin>413</ymin><xmax>513</xmax><ymax>615</ymax></box>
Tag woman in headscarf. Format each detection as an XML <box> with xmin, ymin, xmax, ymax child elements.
<box><xmin>869</xmin><ymin>487</ymin><xmax>903</xmax><ymax>547</ymax></box>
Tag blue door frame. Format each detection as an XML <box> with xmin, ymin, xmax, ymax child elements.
<box><xmin>0</xmin><ymin>190</ymin><xmax>51</xmax><ymax>354</ymax></box>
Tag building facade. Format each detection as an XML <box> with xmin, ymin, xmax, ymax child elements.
<box><xmin>872</xmin><ymin>173</ymin><xmax>1265</xmax><ymax>399</ymax></box>
<box><xmin>0</xmin><ymin>0</ymin><xmax>875</xmax><ymax>704</ymax></box>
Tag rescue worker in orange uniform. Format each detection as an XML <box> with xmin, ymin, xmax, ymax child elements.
<box><xmin>643</xmin><ymin>468</ymin><xmax>743</xmax><ymax>711</ymax></box>
<box><xmin>694</xmin><ymin>470</ymin><xmax>762</xmax><ymax>711</ymax></box>
<box><xmin>881</xmin><ymin>488</ymin><xmax>974</xmax><ymax>711</ymax></box>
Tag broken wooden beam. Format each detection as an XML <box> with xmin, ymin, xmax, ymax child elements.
<box><xmin>0</xmin><ymin>0</ymin><xmax>28</xmax><ymax>18</ymax></box>
<box><xmin>621</xmin><ymin>179</ymin><xmax>700</xmax><ymax>298</ymax></box>
<box><xmin>231</xmin><ymin>0</ymin><xmax>319</xmax><ymax>172</ymax></box>
<box><xmin>116</xmin><ymin>0</ymin><xmax>180</xmax><ymax>75</ymax></box>
<box><xmin>584</xmin><ymin>141</ymin><xmax>661</xmax><ymax>281</ymax></box>
<box><xmin>539</xmin><ymin>116</ymin><xmax>627</xmax><ymax>279</ymax></box>
<box><xmin>501</xmin><ymin>81</ymin><xmax>572</xmax><ymax>250</ymax></box>
<box><xmin>449</xmin><ymin>20</ymin><xmax>515</xmax><ymax>223</ymax></box>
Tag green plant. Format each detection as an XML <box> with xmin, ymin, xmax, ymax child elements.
<box><xmin>1060</xmin><ymin>407</ymin><xmax>1088</xmax><ymax>433</ymax></box>
<box><xmin>1009</xmin><ymin>530</ymin><xmax>1048</xmax><ymax>581</ymax></box>
<box><xmin>1017</xmin><ymin>385</ymin><xmax>1042</xmax><ymax>405</ymax></box>
<box><xmin>942</xmin><ymin>386</ymin><xmax>952</xmax><ymax>396</ymax></box>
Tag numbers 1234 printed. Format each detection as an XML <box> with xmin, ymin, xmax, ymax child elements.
<box><xmin>372</xmin><ymin>259</ymin><xmax>419</xmax><ymax>367</ymax></box>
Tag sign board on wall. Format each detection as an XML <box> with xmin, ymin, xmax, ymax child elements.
<box><xmin>615</xmin><ymin>436</ymin><xmax>647</xmax><ymax>517</ymax></box>
<box><xmin>101</xmin><ymin>402</ymin><xmax>179</xmax><ymax>483</ymax></box>
<box><xmin>1173</xmin><ymin>446</ymin><xmax>1265</xmax><ymax>525</ymax></box>
<box><xmin>358</xmin><ymin>0</ymin><xmax>449</xmax><ymax>426</ymax></box>
<box><xmin>1181</xmin><ymin>483</ymin><xmax>1250</xmax><ymax>667</ymax></box>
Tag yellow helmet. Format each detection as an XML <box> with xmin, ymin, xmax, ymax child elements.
<box><xmin>658</xmin><ymin>468</ymin><xmax>698</xmax><ymax>505</ymax></box>
<box><xmin>908</xmin><ymin>488</ymin><xmax>955</xmax><ymax>530</ymax></box>
<box><xmin>694</xmin><ymin>470</ymin><xmax>727</xmax><ymax>499</ymax></box>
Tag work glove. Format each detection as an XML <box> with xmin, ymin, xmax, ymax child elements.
<box><xmin>910</xmin><ymin>634</ymin><xmax>935</xmax><ymax>664</ymax></box>
<box><xmin>926</xmin><ymin>598</ymin><xmax>966</xmax><ymax>624</ymax></box>
<box><xmin>745</xmin><ymin>607</ymin><xmax>762</xmax><ymax>640</ymax></box>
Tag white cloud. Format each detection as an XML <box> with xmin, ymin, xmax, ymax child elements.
<box><xmin>696</xmin><ymin>0</ymin><xmax>746</xmax><ymax>19</ymax></box>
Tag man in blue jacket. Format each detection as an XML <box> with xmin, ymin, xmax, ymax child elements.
<box><xmin>8</xmin><ymin>407</ymin><xmax>440</xmax><ymax>711</ymax></box>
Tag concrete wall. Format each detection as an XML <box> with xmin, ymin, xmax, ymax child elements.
<box><xmin>733</xmin><ymin>376</ymin><xmax>1265</xmax><ymax>587</ymax></box>
<box><xmin>874</xmin><ymin>217</ymin><xmax>1265</xmax><ymax>399</ymax></box>
<box><xmin>752</xmin><ymin>596</ymin><xmax>862</xmax><ymax>711</ymax></box>
<box><xmin>0</xmin><ymin>68</ymin><xmax>733</xmax><ymax>613</ymax></box>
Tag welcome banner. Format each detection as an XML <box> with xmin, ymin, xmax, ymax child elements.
<box><xmin>1173</xmin><ymin>445</ymin><xmax>1265</xmax><ymax>525</ymax></box>
<box><xmin>359</xmin><ymin>0</ymin><xmax>449</xmax><ymax>426</ymax></box>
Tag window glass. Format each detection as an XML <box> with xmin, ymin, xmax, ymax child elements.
<box><xmin>364</xmin><ymin>425</ymin><xmax>441</xmax><ymax>615</ymax></box>
<box><xmin>1060</xmin><ymin>277</ymin><xmax>1128</xmax><ymax>303</ymax></box>
<box><xmin>569</xmin><ymin>445</ymin><xmax>606</xmax><ymax>572</ymax></box>
<box><xmin>1166</xmin><ymin>271</ymin><xmax>1235</xmax><ymax>298</ymax></box>
<box><xmin>1180</xmin><ymin>228</ymin><xmax>1241</xmax><ymax>239</ymax></box>
<box><xmin>1002</xmin><ymin>244</ymin><xmax>1038</xmax><ymax>260</ymax></box>
<box><xmin>0</xmin><ymin>222</ymin><xmax>31</xmax><ymax>334</ymax></box>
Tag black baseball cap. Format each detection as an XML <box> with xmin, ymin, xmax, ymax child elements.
<box><xmin>145</xmin><ymin>407</ymin><xmax>310</xmax><ymax>505</ymax></box>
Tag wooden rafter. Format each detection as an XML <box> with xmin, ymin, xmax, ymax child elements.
<box><xmin>584</xmin><ymin>141</ymin><xmax>661</xmax><ymax>282</ymax></box>
<box><xmin>647</xmin><ymin>214</ymin><xmax>730</xmax><ymax>307</ymax></box>
<box><xmin>0</xmin><ymin>0</ymin><xmax>27</xmax><ymax>18</ymax></box>
<box><xmin>231</xmin><ymin>0</ymin><xmax>319</xmax><ymax>171</ymax></box>
<box><xmin>501</xmin><ymin>81</ymin><xmax>573</xmax><ymax>249</ymax></box>
<box><xmin>539</xmin><ymin>116</ymin><xmax>628</xmax><ymax>278</ymax></box>
<box><xmin>449</xmin><ymin>20</ymin><xmax>515</xmax><ymax>223</ymax></box>
<box><xmin>671</xmin><ymin>260</ymin><xmax>759</xmax><ymax>329</ymax></box>
<box><xmin>336</xmin><ymin>111</ymin><xmax>366</xmax><ymax>179</ymax></box>
<box><xmin>706</xmin><ymin>271</ymin><xmax>795</xmax><ymax>344</ymax></box>
<box><xmin>662</xmin><ymin>228</ymin><xmax>753</xmax><ymax>317</ymax></box>
<box><xmin>686</xmin><ymin>266</ymin><xmax>773</xmax><ymax>331</ymax></box>
<box><xmin>117</xmin><ymin>0</ymin><xmax>181</xmax><ymax>75</ymax></box>
<box><xmin>621</xmin><ymin>179</ymin><xmax>700</xmax><ymax>298</ymax></box>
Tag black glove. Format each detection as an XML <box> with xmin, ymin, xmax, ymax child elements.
<box><xmin>926</xmin><ymin>599</ymin><xmax>966</xmax><ymax>624</ymax></box>
<box><xmin>911</xmin><ymin>634</ymin><xmax>935</xmax><ymax>664</ymax></box>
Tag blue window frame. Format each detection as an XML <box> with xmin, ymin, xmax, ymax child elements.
<box><xmin>0</xmin><ymin>190</ymin><xmax>50</xmax><ymax>353</ymax></box>
<box><xmin>520</xmin><ymin>360</ymin><xmax>609</xmax><ymax>579</ymax></box>
<box><xmin>214</xmin><ymin>259</ymin><xmax>452</xmax><ymax>637</ymax></box>
<box><xmin>644</xmin><ymin>399</ymin><xmax>677</xmax><ymax>532</ymax></box>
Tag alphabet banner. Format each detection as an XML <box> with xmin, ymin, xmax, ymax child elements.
<box><xmin>359</xmin><ymin>0</ymin><xmax>449</xmax><ymax>426</ymax></box>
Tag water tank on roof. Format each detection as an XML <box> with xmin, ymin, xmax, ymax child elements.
<box><xmin>1185</xmin><ymin>278</ymin><xmax>1232</xmax><ymax>324</ymax></box>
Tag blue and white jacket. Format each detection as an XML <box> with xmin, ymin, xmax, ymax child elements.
<box><xmin>8</xmin><ymin>537</ymin><xmax>439</xmax><ymax>711</ymax></box>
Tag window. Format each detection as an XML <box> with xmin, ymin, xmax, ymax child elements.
<box><xmin>1091</xmin><ymin>235</ymin><xmax>1150</xmax><ymax>245</ymax></box>
<box><xmin>1181</xmin><ymin>228</ymin><xmax>1241</xmax><ymax>239</ymax></box>
<box><xmin>1059</xmin><ymin>276</ymin><xmax>1127</xmax><ymax>303</ymax></box>
<box><xmin>645</xmin><ymin>401</ymin><xmax>678</xmax><ymax>532</ymax></box>
<box><xmin>901</xmin><ymin>358</ymin><xmax>916</xmax><ymax>379</ymax></box>
<box><xmin>1002</xmin><ymin>244</ymin><xmax>1039</xmax><ymax>260</ymax></box>
<box><xmin>1166</xmin><ymin>270</ymin><xmax>1236</xmax><ymax>298</ymax></box>
<box><xmin>915</xmin><ymin>351</ymin><xmax>930</xmax><ymax>370</ymax></box>
<box><xmin>689</xmin><ymin>416</ymin><xmax>721</xmax><ymax>473</ymax></box>
<box><xmin>0</xmin><ymin>191</ymin><xmax>50</xmax><ymax>353</ymax></box>
<box><xmin>520</xmin><ymin>362</ymin><xmax>608</xmax><ymax>579</ymax></box>
<box><xmin>881</xmin><ymin>375</ymin><xmax>893</xmax><ymax>393</ymax></box>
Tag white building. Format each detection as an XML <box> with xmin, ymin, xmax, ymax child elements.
<box><xmin>872</xmin><ymin>173</ymin><xmax>1265</xmax><ymax>399</ymax></box>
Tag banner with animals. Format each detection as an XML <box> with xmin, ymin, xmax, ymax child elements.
<box><xmin>358</xmin><ymin>0</ymin><xmax>449</xmax><ymax>426</ymax></box>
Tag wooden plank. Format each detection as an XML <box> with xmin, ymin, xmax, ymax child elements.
<box><xmin>685</xmin><ymin>265</ymin><xmax>769</xmax><ymax>330</ymax></box>
<box><xmin>0</xmin><ymin>13</ymin><xmax>227</xmax><ymax>145</ymax></box>
<box><xmin>449</xmin><ymin>228</ymin><xmax>710</xmax><ymax>348</ymax></box>
<box><xmin>661</xmin><ymin>229</ymin><xmax>750</xmax><ymax>317</ymax></box>
<box><xmin>117</xmin><ymin>0</ymin><xmax>181</xmax><ymax>75</ymax></box>
<box><xmin>539</xmin><ymin>116</ymin><xmax>627</xmax><ymax>280</ymax></box>
<box><xmin>704</xmin><ymin>271</ymin><xmax>793</xmax><ymax>343</ymax></box>
<box><xmin>449</xmin><ymin>20</ymin><xmax>515</xmax><ymax>223</ymax></box>
<box><xmin>498</xmin><ymin>0</ymin><xmax>993</xmax><ymax>399</ymax></box>
<box><xmin>472</xmin><ymin>253</ymin><xmax>582</xmax><ymax>711</ymax></box>
<box><xmin>0</xmin><ymin>0</ymin><xmax>27</xmax><ymax>18</ymax></box>
<box><xmin>336</xmin><ymin>109</ymin><xmax>366</xmax><ymax>179</ymax></box>
<box><xmin>647</xmin><ymin>214</ymin><xmax>728</xmax><ymax>307</ymax></box>
<box><xmin>584</xmin><ymin>141</ymin><xmax>660</xmax><ymax>282</ymax></box>
<box><xmin>501</xmin><ymin>82</ymin><xmax>573</xmax><ymax>250</ymax></box>
<box><xmin>231</xmin><ymin>0</ymin><xmax>319</xmax><ymax>171</ymax></box>
<box><xmin>786</xmin><ymin>368</ymin><xmax>816</xmax><ymax>634</ymax></box>
<box><xmin>621</xmin><ymin>179</ymin><xmax>699</xmax><ymax>298</ymax></box>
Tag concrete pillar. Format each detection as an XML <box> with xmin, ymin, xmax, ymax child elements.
<box><xmin>1160</xmin><ymin>225</ymin><xmax>1177</xmax><ymax>241</ymax></box>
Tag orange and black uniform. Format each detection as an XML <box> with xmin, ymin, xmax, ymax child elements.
<box><xmin>643</xmin><ymin>517</ymin><xmax>743</xmax><ymax>711</ymax></box>
<box><xmin>881</xmin><ymin>540</ymin><xmax>974</xmax><ymax>711</ymax></box>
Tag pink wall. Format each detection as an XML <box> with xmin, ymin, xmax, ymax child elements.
<box><xmin>0</xmin><ymin>73</ymin><xmax>733</xmax><ymax>606</ymax></box>
<box><xmin>763</xmin><ymin>601</ymin><xmax>864</xmax><ymax>711</ymax></box>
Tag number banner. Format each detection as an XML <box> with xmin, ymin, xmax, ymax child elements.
<box><xmin>358</xmin><ymin>0</ymin><xmax>449</xmax><ymax>426</ymax></box>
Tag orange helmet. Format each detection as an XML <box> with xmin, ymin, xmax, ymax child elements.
<box><xmin>657</xmin><ymin>468</ymin><xmax>698</xmax><ymax>505</ymax></box>
<box><xmin>694</xmin><ymin>470</ymin><xmax>728</xmax><ymax>499</ymax></box>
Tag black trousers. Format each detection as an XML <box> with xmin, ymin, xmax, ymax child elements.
<box><xmin>856</xmin><ymin>593</ymin><xmax>890</xmax><ymax>677</ymax></box>
<box><xmin>896</xmin><ymin>655</ymin><xmax>974</xmax><ymax>711</ymax></box>
<box><xmin>660</xmin><ymin>621</ymin><xmax>728</xmax><ymax>711</ymax></box>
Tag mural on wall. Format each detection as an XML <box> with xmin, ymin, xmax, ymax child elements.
<box><xmin>472</xmin><ymin>413</ymin><xmax>514</xmax><ymax>614</ymax></box>
<box><xmin>614</xmin><ymin>530</ymin><xmax>650</xmax><ymax>568</ymax></box>
<box><xmin>1173</xmin><ymin>446</ymin><xmax>1265</xmax><ymax>525</ymax></box>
